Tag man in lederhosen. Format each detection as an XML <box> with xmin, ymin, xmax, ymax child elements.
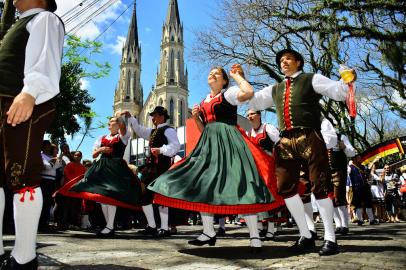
<box><xmin>250</xmin><ymin>48</ymin><xmax>355</xmax><ymax>255</ymax></box>
<box><xmin>125</xmin><ymin>106</ymin><xmax>180</xmax><ymax>237</ymax></box>
<box><xmin>0</xmin><ymin>0</ymin><xmax>64</xmax><ymax>268</ymax></box>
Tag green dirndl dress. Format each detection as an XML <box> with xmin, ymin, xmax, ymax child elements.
<box><xmin>57</xmin><ymin>134</ymin><xmax>142</xmax><ymax>210</ymax></box>
<box><xmin>148</xmin><ymin>91</ymin><xmax>284</xmax><ymax>214</ymax></box>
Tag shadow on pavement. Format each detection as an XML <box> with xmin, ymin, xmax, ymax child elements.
<box><xmin>340</xmin><ymin>245</ymin><xmax>406</xmax><ymax>253</ymax></box>
<box><xmin>59</xmin><ymin>265</ymin><xmax>146</xmax><ymax>270</ymax></box>
<box><xmin>178</xmin><ymin>246</ymin><xmax>310</xmax><ymax>259</ymax></box>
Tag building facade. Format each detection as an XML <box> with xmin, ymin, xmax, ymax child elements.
<box><xmin>114</xmin><ymin>0</ymin><xmax>188</xmax><ymax>128</ymax></box>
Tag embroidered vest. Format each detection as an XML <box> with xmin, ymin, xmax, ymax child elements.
<box><xmin>272</xmin><ymin>73</ymin><xmax>322</xmax><ymax>131</ymax></box>
<box><xmin>199</xmin><ymin>92</ymin><xmax>237</xmax><ymax>125</ymax></box>
<box><xmin>0</xmin><ymin>14</ymin><xmax>37</xmax><ymax>97</ymax></box>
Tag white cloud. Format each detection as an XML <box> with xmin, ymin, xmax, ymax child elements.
<box><xmin>55</xmin><ymin>0</ymin><xmax>124</xmax><ymax>40</ymax></box>
<box><xmin>80</xmin><ymin>78</ymin><xmax>90</xmax><ymax>90</ymax></box>
<box><xmin>108</xmin><ymin>35</ymin><xmax>126</xmax><ymax>55</ymax></box>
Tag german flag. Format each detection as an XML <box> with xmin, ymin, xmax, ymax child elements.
<box><xmin>361</xmin><ymin>136</ymin><xmax>406</xmax><ymax>165</ymax></box>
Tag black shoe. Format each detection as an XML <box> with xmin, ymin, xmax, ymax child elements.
<box><xmin>1</xmin><ymin>255</ymin><xmax>38</xmax><ymax>270</ymax></box>
<box><xmin>289</xmin><ymin>236</ymin><xmax>315</xmax><ymax>253</ymax></box>
<box><xmin>188</xmin><ymin>233</ymin><xmax>216</xmax><ymax>246</ymax></box>
<box><xmin>319</xmin><ymin>240</ymin><xmax>339</xmax><ymax>256</ymax></box>
<box><xmin>335</xmin><ymin>227</ymin><xmax>343</xmax><ymax>234</ymax></box>
<box><xmin>250</xmin><ymin>237</ymin><xmax>262</xmax><ymax>254</ymax></box>
<box><xmin>310</xmin><ymin>230</ymin><xmax>318</xmax><ymax>240</ymax></box>
<box><xmin>156</xmin><ymin>229</ymin><xmax>171</xmax><ymax>238</ymax></box>
<box><xmin>263</xmin><ymin>232</ymin><xmax>275</xmax><ymax>241</ymax></box>
<box><xmin>341</xmin><ymin>227</ymin><xmax>349</xmax><ymax>235</ymax></box>
<box><xmin>369</xmin><ymin>219</ymin><xmax>379</xmax><ymax>225</ymax></box>
<box><xmin>96</xmin><ymin>227</ymin><xmax>115</xmax><ymax>238</ymax></box>
<box><xmin>138</xmin><ymin>226</ymin><xmax>157</xmax><ymax>236</ymax></box>
<box><xmin>259</xmin><ymin>229</ymin><xmax>267</xmax><ymax>238</ymax></box>
<box><xmin>217</xmin><ymin>227</ymin><xmax>226</xmax><ymax>236</ymax></box>
<box><xmin>357</xmin><ymin>220</ymin><xmax>364</xmax><ymax>226</ymax></box>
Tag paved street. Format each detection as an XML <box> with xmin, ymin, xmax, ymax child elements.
<box><xmin>3</xmin><ymin>222</ymin><xmax>406</xmax><ymax>270</ymax></box>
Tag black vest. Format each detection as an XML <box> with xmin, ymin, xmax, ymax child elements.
<box><xmin>148</xmin><ymin>125</ymin><xmax>173</xmax><ymax>175</ymax></box>
<box><xmin>0</xmin><ymin>14</ymin><xmax>37</xmax><ymax>97</ymax></box>
<box><xmin>272</xmin><ymin>73</ymin><xmax>322</xmax><ymax>131</ymax></box>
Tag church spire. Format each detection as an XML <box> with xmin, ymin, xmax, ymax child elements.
<box><xmin>124</xmin><ymin>1</ymin><xmax>139</xmax><ymax>52</ymax></box>
<box><xmin>165</xmin><ymin>0</ymin><xmax>180</xmax><ymax>27</ymax></box>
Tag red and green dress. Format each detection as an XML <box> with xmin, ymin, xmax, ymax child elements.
<box><xmin>148</xmin><ymin>87</ymin><xmax>284</xmax><ymax>214</ymax></box>
<box><xmin>57</xmin><ymin>134</ymin><xmax>142</xmax><ymax>210</ymax></box>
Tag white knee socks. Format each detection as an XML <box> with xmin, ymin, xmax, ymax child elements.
<box><xmin>245</xmin><ymin>214</ymin><xmax>261</xmax><ymax>247</ymax></box>
<box><xmin>218</xmin><ymin>217</ymin><xmax>226</xmax><ymax>229</ymax></box>
<box><xmin>285</xmin><ymin>194</ymin><xmax>311</xmax><ymax>239</ymax></box>
<box><xmin>316</xmin><ymin>198</ymin><xmax>336</xmax><ymax>242</ymax></box>
<box><xmin>333</xmin><ymin>207</ymin><xmax>342</xmax><ymax>228</ymax></box>
<box><xmin>366</xmin><ymin>208</ymin><xmax>375</xmax><ymax>221</ymax></box>
<box><xmin>158</xmin><ymin>206</ymin><xmax>169</xmax><ymax>231</ymax></box>
<box><xmin>303</xmin><ymin>202</ymin><xmax>316</xmax><ymax>232</ymax></box>
<box><xmin>12</xmin><ymin>187</ymin><xmax>43</xmax><ymax>264</ymax></box>
<box><xmin>142</xmin><ymin>204</ymin><xmax>156</xmax><ymax>228</ymax></box>
<box><xmin>198</xmin><ymin>212</ymin><xmax>215</xmax><ymax>240</ymax></box>
<box><xmin>100</xmin><ymin>204</ymin><xmax>116</xmax><ymax>233</ymax></box>
<box><xmin>355</xmin><ymin>208</ymin><xmax>363</xmax><ymax>221</ymax></box>
<box><xmin>338</xmin><ymin>206</ymin><xmax>349</xmax><ymax>228</ymax></box>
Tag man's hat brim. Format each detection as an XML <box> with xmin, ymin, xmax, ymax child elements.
<box><xmin>149</xmin><ymin>106</ymin><xmax>170</xmax><ymax>119</ymax></box>
<box><xmin>276</xmin><ymin>49</ymin><xmax>304</xmax><ymax>70</ymax></box>
<box><xmin>46</xmin><ymin>0</ymin><xmax>57</xmax><ymax>12</ymax></box>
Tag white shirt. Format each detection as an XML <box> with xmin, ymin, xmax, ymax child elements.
<box><xmin>249</xmin><ymin>71</ymin><xmax>350</xmax><ymax>110</ymax></box>
<box><xmin>203</xmin><ymin>86</ymin><xmax>243</xmax><ymax>106</ymax></box>
<box><xmin>93</xmin><ymin>131</ymin><xmax>131</xmax><ymax>151</ymax></box>
<box><xmin>248</xmin><ymin>123</ymin><xmax>280</xmax><ymax>144</ymax></box>
<box><xmin>334</xmin><ymin>134</ymin><xmax>356</xmax><ymax>157</ymax></box>
<box><xmin>320</xmin><ymin>118</ymin><xmax>337</xmax><ymax>150</ymax></box>
<box><xmin>20</xmin><ymin>8</ymin><xmax>65</xmax><ymax>104</ymax></box>
<box><xmin>41</xmin><ymin>153</ymin><xmax>63</xmax><ymax>181</ymax></box>
<box><xmin>128</xmin><ymin>117</ymin><xmax>181</xmax><ymax>157</ymax></box>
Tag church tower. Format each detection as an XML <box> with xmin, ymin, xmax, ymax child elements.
<box><xmin>113</xmin><ymin>2</ymin><xmax>143</xmax><ymax>116</ymax></box>
<box><xmin>140</xmin><ymin>0</ymin><xmax>188</xmax><ymax>128</ymax></box>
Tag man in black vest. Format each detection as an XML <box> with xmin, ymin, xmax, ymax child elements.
<box><xmin>329</xmin><ymin>131</ymin><xmax>356</xmax><ymax>235</ymax></box>
<box><xmin>250</xmin><ymin>49</ymin><xmax>355</xmax><ymax>255</ymax></box>
<box><xmin>124</xmin><ymin>106</ymin><xmax>180</xmax><ymax>238</ymax></box>
<box><xmin>0</xmin><ymin>0</ymin><xmax>64</xmax><ymax>268</ymax></box>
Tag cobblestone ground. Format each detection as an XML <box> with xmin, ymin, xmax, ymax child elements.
<box><xmin>3</xmin><ymin>222</ymin><xmax>406</xmax><ymax>269</ymax></box>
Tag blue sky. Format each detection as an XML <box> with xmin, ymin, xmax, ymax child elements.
<box><xmin>54</xmin><ymin>0</ymin><xmax>218</xmax><ymax>160</ymax></box>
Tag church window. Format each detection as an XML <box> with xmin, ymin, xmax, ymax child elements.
<box><xmin>169</xmin><ymin>99</ymin><xmax>174</xmax><ymax>125</ymax></box>
<box><xmin>126</xmin><ymin>71</ymin><xmax>131</xmax><ymax>100</ymax></box>
<box><xmin>159</xmin><ymin>98</ymin><xmax>163</xmax><ymax>106</ymax></box>
<box><xmin>178</xmin><ymin>99</ymin><xmax>184</xmax><ymax>126</ymax></box>
<box><xmin>170</xmin><ymin>50</ymin><xmax>175</xmax><ymax>81</ymax></box>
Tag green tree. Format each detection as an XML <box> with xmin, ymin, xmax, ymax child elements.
<box><xmin>47</xmin><ymin>35</ymin><xmax>111</xmax><ymax>144</ymax></box>
<box><xmin>192</xmin><ymin>0</ymin><xmax>405</xmax><ymax>152</ymax></box>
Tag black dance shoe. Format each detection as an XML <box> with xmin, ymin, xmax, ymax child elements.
<box><xmin>341</xmin><ymin>227</ymin><xmax>349</xmax><ymax>235</ymax></box>
<box><xmin>156</xmin><ymin>229</ymin><xmax>171</xmax><ymax>238</ymax></box>
<box><xmin>289</xmin><ymin>236</ymin><xmax>315</xmax><ymax>253</ymax></box>
<box><xmin>319</xmin><ymin>240</ymin><xmax>339</xmax><ymax>256</ymax></box>
<box><xmin>310</xmin><ymin>230</ymin><xmax>318</xmax><ymax>240</ymax></box>
<box><xmin>250</xmin><ymin>237</ymin><xmax>262</xmax><ymax>254</ymax></box>
<box><xmin>369</xmin><ymin>219</ymin><xmax>379</xmax><ymax>225</ymax></box>
<box><xmin>188</xmin><ymin>233</ymin><xmax>216</xmax><ymax>246</ymax></box>
<box><xmin>96</xmin><ymin>227</ymin><xmax>115</xmax><ymax>238</ymax></box>
<box><xmin>0</xmin><ymin>255</ymin><xmax>38</xmax><ymax>270</ymax></box>
<box><xmin>217</xmin><ymin>227</ymin><xmax>226</xmax><ymax>236</ymax></box>
<box><xmin>335</xmin><ymin>227</ymin><xmax>343</xmax><ymax>234</ymax></box>
<box><xmin>138</xmin><ymin>226</ymin><xmax>157</xmax><ymax>236</ymax></box>
<box><xmin>263</xmin><ymin>232</ymin><xmax>275</xmax><ymax>241</ymax></box>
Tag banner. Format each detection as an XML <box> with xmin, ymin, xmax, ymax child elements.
<box><xmin>361</xmin><ymin>136</ymin><xmax>406</xmax><ymax>165</ymax></box>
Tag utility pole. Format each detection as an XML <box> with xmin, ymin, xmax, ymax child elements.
<box><xmin>0</xmin><ymin>0</ymin><xmax>16</xmax><ymax>41</ymax></box>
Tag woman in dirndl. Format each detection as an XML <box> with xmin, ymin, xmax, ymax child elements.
<box><xmin>57</xmin><ymin>116</ymin><xmax>142</xmax><ymax>237</ymax></box>
<box><xmin>148</xmin><ymin>65</ymin><xmax>284</xmax><ymax>252</ymax></box>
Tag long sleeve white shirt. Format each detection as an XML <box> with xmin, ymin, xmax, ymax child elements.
<box><xmin>337</xmin><ymin>134</ymin><xmax>356</xmax><ymax>157</ymax></box>
<box><xmin>248</xmin><ymin>123</ymin><xmax>280</xmax><ymax>144</ymax></box>
<box><xmin>320</xmin><ymin>118</ymin><xmax>337</xmax><ymax>149</ymax></box>
<box><xmin>249</xmin><ymin>71</ymin><xmax>350</xmax><ymax>111</ymax></box>
<box><xmin>128</xmin><ymin>117</ymin><xmax>181</xmax><ymax>157</ymax></box>
<box><xmin>20</xmin><ymin>8</ymin><xmax>65</xmax><ymax>104</ymax></box>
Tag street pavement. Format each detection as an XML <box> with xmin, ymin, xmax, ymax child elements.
<box><xmin>3</xmin><ymin>222</ymin><xmax>406</xmax><ymax>270</ymax></box>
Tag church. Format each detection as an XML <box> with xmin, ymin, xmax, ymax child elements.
<box><xmin>113</xmin><ymin>0</ymin><xmax>188</xmax><ymax>129</ymax></box>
